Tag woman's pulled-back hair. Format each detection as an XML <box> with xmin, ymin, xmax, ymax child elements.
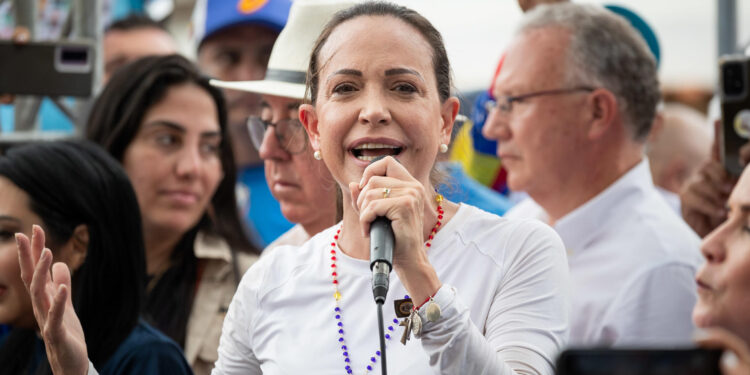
<box><xmin>0</xmin><ymin>140</ymin><xmax>145</xmax><ymax>371</ymax></box>
<box><xmin>306</xmin><ymin>1</ymin><xmax>452</xmax><ymax>104</ymax></box>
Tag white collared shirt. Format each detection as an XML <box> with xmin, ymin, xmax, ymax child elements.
<box><xmin>507</xmin><ymin>159</ymin><xmax>703</xmax><ymax>347</ymax></box>
<box><xmin>655</xmin><ymin>186</ymin><xmax>682</xmax><ymax>216</ymax></box>
<box><xmin>263</xmin><ymin>224</ymin><xmax>310</xmax><ymax>253</ymax></box>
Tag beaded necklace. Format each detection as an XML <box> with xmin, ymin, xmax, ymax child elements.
<box><xmin>328</xmin><ymin>194</ymin><xmax>444</xmax><ymax>374</ymax></box>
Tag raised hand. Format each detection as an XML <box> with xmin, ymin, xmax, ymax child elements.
<box><xmin>680</xmin><ymin>121</ymin><xmax>744</xmax><ymax>237</ymax></box>
<box><xmin>695</xmin><ymin>328</ymin><xmax>750</xmax><ymax>375</ymax></box>
<box><xmin>16</xmin><ymin>225</ymin><xmax>90</xmax><ymax>375</ymax></box>
<box><xmin>680</xmin><ymin>159</ymin><xmax>733</xmax><ymax>237</ymax></box>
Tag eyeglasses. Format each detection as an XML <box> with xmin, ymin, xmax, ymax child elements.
<box><xmin>485</xmin><ymin>86</ymin><xmax>596</xmax><ymax>114</ymax></box>
<box><xmin>247</xmin><ymin>116</ymin><xmax>308</xmax><ymax>155</ymax></box>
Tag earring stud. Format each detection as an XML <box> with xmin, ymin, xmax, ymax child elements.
<box><xmin>313</xmin><ymin>150</ymin><xmax>322</xmax><ymax>160</ymax></box>
<box><xmin>439</xmin><ymin>143</ymin><xmax>449</xmax><ymax>153</ymax></box>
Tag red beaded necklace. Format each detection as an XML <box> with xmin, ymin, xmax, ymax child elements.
<box><xmin>328</xmin><ymin>193</ymin><xmax>444</xmax><ymax>374</ymax></box>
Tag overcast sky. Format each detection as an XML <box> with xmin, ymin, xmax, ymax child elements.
<box><xmin>394</xmin><ymin>0</ymin><xmax>750</xmax><ymax>93</ymax></box>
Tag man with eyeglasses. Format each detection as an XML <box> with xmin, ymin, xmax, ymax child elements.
<box><xmin>245</xmin><ymin>97</ymin><xmax>339</xmax><ymax>250</ymax></box>
<box><xmin>209</xmin><ymin>0</ymin><xmax>354</xmax><ymax>250</ymax></box>
<box><xmin>193</xmin><ymin>0</ymin><xmax>294</xmax><ymax>247</ymax></box>
<box><xmin>482</xmin><ymin>3</ymin><xmax>702</xmax><ymax>348</ymax></box>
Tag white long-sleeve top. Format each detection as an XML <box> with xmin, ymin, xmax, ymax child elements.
<box><xmin>507</xmin><ymin>159</ymin><xmax>703</xmax><ymax>347</ymax></box>
<box><xmin>213</xmin><ymin>204</ymin><xmax>570</xmax><ymax>375</ymax></box>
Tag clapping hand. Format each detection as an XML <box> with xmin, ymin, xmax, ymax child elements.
<box><xmin>16</xmin><ymin>225</ymin><xmax>90</xmax><ymax>375</ymax></box>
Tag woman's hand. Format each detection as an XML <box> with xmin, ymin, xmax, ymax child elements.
<box><xmin>349</xmin><ymin>156</ymin><xmax>441</xmax><ymax>303</ymax></box>
<box><xmin>16</xmin><ymin>225</ymin><xmax>90</xmax><ymax>375</ymax></box>
<box><xmin>695</xmin><ymin>328</ymin><xmax>750</xmax><ymax>375</ymax></box>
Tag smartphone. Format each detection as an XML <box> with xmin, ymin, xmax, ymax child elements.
<box><xmin>556</xmin><ymin>348</ymin><xmax>722</xmax><ymax>375</ymax></box>
<box><xmin>719</xmin><ymin>55</ymin><xmax>750</xmax><ymax>176</ymax></box>
<box><xmin>0</xmin><ymin>40</ymin><xmax>94</xmax><ymax>97</ymax></box>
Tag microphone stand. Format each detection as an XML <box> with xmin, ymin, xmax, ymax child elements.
<box><xmin>377</xmin><ymin>300</ymin><xmax>387</xmax><ymax>375</ymax></box>
<box><xmin>371</xmin><ymin>215</ymin><xmax>392</xmax><ymax>375</ymax></box>
<box><xmin>369</xmin><ymin>156</ymin><xmax>395</xmax><ymax>374</ymax></box>
<box><xmin>372</xmin><ymin>261</ymin><xmax>390</xmax><ymax>375</ymax></box>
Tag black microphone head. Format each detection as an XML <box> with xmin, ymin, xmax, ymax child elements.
<box><xmin>368</xmin><ymin>154</ymin><xmax>396</xmax><ymax>303</ymax></box>
<box><xmin>370</xmin><ymin>155</ymin><xmax>387</xmax><ymax>164</ymax></box>
<box><xmin>369</xmin><ymin>155</ymin><xmax>401</xmax><ymax>166</ymax></box>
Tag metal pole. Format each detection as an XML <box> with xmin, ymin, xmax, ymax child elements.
<box><xmin>12</xmin><ymin>0</ymin><xmax>41</xmax><ymax>131</ymax></box>
<box><xmin>12</xmin><ymin>0</ymin><xmax>35</xmax><ymax>37</ymax></box>
<box><xmin>718</xmin><ymin>0</ymin><xmax>737</xmax><ymax>57</ymax></box>
<box><xmin>71</xmin><ymin>0</ymin><xmax>103</xmax><ymax>133</ymax></box>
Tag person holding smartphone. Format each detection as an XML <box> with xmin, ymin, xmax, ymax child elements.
<box><xmin>679</xmin><ymin>121</ymin><xmax>749</xmax><ymax>238</ymax></box>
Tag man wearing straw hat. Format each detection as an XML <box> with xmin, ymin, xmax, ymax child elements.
<box><xmin>193</xmin><ymin>0</ymin><xmax>295</xmax><ymax>248</ymax></box>
<box><xmin>211</xmin><ymin>0</ymin><xmax>356</xmax><ymax>249</ymax></box>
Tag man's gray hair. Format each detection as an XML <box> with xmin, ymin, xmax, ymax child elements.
<box><xmin>518</xmin><ymin>3</ymin><xmax>660</xmax><ymax>141</ymax></box>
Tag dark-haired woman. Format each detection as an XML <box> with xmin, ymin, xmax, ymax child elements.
<box><xmin>4</xmin><ymin>140</ymin><xmax>191</xmax><ymax>374</ymax></box>
<box><xmin>83</xmin><ymin>54</ymin><xmax>258</xmax><ymax>375</ymax></box>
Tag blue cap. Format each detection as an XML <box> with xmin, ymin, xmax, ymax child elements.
<box><xmin>605</xmin><ymin>4</ymin><xmax>661</xmax><ymax>68</ymax></box>
<box><xmin>193</xmin><ymin>0</ymin><xmax>291</xmax><ymax>45</ymax></box>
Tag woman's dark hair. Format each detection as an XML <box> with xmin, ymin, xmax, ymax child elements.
<box><xmin>306</xmin><ymin>2</ymin><xmax>452</xmax><ymax>104</ymax></box>
<box><xmin>84</xmin><ymin>54</ymin><xmax>256</xmax><ymax>346</ymax></box>
<box><xmin>0</xmin><ymin>140</ymin><xmax>145</xmax><ymax>372</ymax></box>
<box><xmin>85</xmin><ymin>54</ymin><xmax>253</xmax><ymax>255</ymax></box>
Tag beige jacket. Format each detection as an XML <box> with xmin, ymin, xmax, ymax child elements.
<box><xmin>185</xmin><ymin>232</ymin><xmax>257</xmax><ymax>375</ymax></box>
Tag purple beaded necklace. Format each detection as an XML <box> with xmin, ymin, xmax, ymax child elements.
<box><xmin>329</xmin><ymin>226</ymin><xmax>399</xmax><ymax>374</ymax></box>
<box><xmin>328</xmin><ymin>195</ymin><xmax>443</xmax><ymax>374</ymax></box>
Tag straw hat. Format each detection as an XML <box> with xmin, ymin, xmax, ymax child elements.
<box><xmin>210</xmin><ymin>0</ymin><xmax>356</xmax><ymax>100</ymax></box>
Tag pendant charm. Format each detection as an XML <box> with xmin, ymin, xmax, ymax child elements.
<box><xmin>399</xmin><ymin>317</ymin><xmax>412</xmax><ymax>345</ymax></box>
<box><xmin>410</xmin><ymin>309</ymin><xmax>422</xmax><ymax>336</ymax></box>
<box><xmin>393</xmin><ymin>298</ymin><xmax>413</xmax><ymax>318</ymax></box>
<box><xmin>426</xmin><ymin>299</ymin><xmax>441</xmax><ymax>322</ymax></box>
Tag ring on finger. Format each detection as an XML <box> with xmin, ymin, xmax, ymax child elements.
<box><xmin>383</xmin><ymin>187</ymin><xmax>391</xmax><ymax>199</ymax></box>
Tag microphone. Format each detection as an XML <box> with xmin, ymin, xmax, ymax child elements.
<box><xmin>367</xmin><ymin>156</ymin><xmax>394</xmax><ymax>375</ymax></box>
<box><xmin>368</xmin><ymin>156</ymin><xmax>394</xmax><ymax>304</ymax></box>
<box><xmin>370</xmin><ymin>216</ymin><xmax>394</xmax><ymax>304</ymax></box>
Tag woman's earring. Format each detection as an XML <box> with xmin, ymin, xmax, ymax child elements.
<box><xmin>439</xmin><ymin>143</ymin><xmax>449</xmax><ymax>154</ymax></box>
<box><xmin>314</xmin><ymin>150</ymin><xmax>322</xmax><ymax>160</ymax></box>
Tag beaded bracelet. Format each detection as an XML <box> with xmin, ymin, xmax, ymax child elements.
<box><xmin>413</xmin><ymin>292</ymin><xmax>437</xmax><ymax>311</ymax></box>
<box><xmin>413</xmin><ymin>291</ymin><xmax>442</xmax><ymax>323</ymax></box>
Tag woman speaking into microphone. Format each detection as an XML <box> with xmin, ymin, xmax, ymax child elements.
<box><xmin>20</xmin><ymin>2</ymin><xmax>571</xmax><ymax>374</ymax></box>
<box><xmin>214</xmin><ymin>2</ymin><xmax>569</xmax><ymax>374</ymax></box>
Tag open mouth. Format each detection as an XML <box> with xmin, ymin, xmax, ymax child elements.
<box><xmin>351</xmin><ymin>143</ymin><xmax>403</xmax><ymax>162</ymax></box>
